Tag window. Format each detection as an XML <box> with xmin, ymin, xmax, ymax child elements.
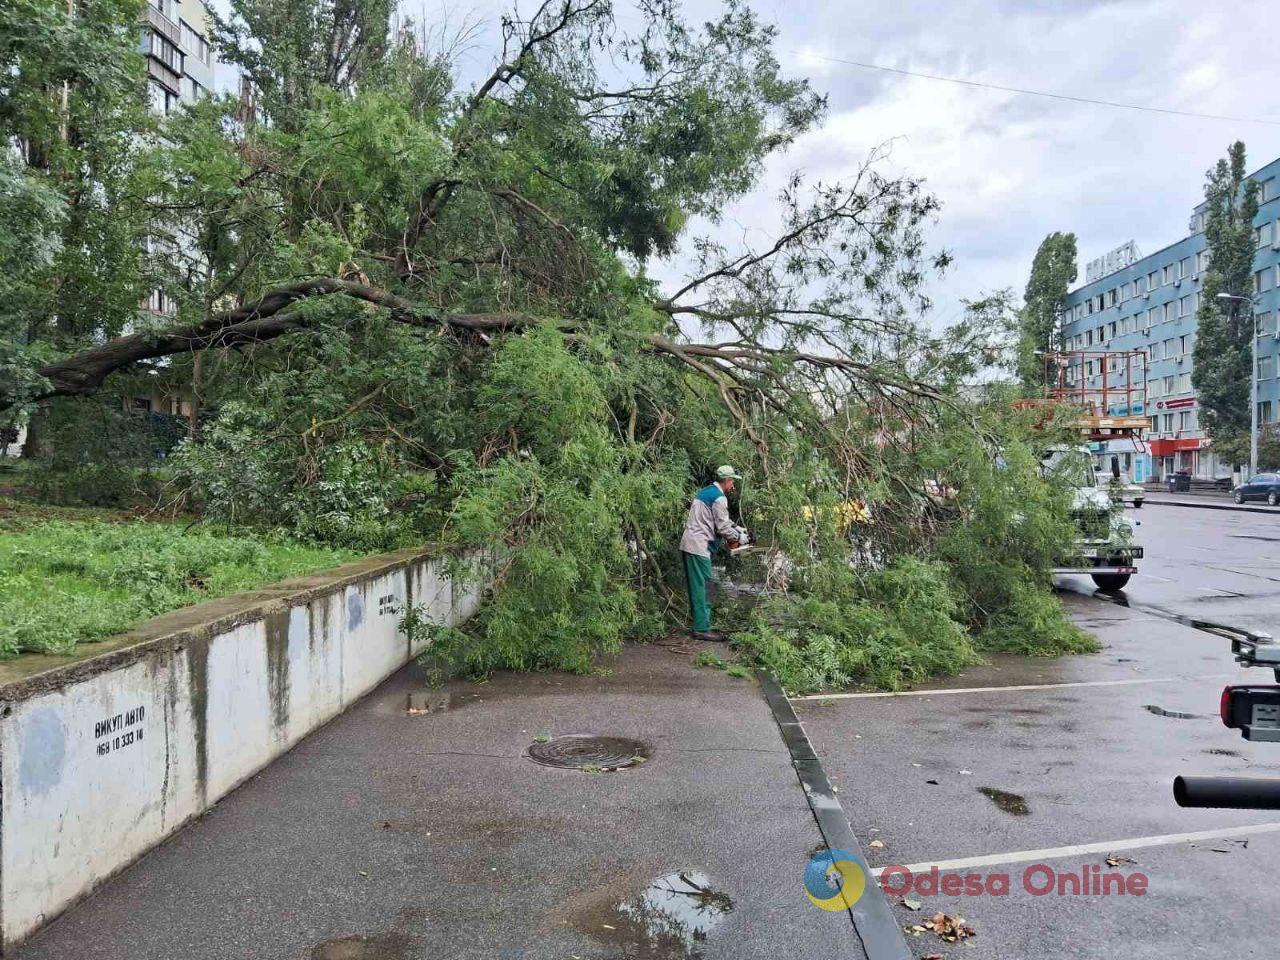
<box><xmin>1163</xmin><ymin>375</ymin><xmax>1175</xmax><ymax>394</ymax></box>
<box><xmin>1179</xmin><ymin>295</ymin><xmax>1193</xmax><ymax>317</ymax></box>
<box><xmin>1148</xmin><ymin>270</ymin><xmax>1160</xmax><ymax>290</ymax></box>
<box><xmin>1262</xmin><ymin>401</ymin><xmax>1277</xmax><ymax>424</ymax></box>
<box><xmin>1257</xmin><ymin>222</ymin><xmax>1275</xmax><ymax>249</ymax></box>
<box><xmin>1180</xmin><ymin>333</ymin><xmax>1193</xmax><ymax>354</ymax></box>
<box><xmin>149</xmin><ymin>31</ymin><xmax>183</xmax><ymax>72</ymax></box>
<box><xmin>1108</xmin><ymin>321</ymin><xmax>1117</xmax><ymax>340</ymax></box>
<box><xmin>1177</xmin><ymin>372</ymin><xmax>1191</xmax><ymax>392</ymax></box>
<box><xmin>1163</xmin><ymin>337</ymin><xmax>1176</xmax><ymax>357</ymax></box>
<box><xmin>148</xmin><ymin>79</ymin><xmax>179</xmax><ymax>115</ymax></box>
<box><xmin>1121</xmin><ymin>282</ymin><xmax>1132</xmax><ymax>301</ymax></box>
<box><xmin>1085</xmin><ymin>329</ymin><xmax>1094</xmax><ymax>346</ymax></box>
<box><xmin>1135</xmin><ymin>276</ymin><xmax>1146</xmax><ymax>295</ymax></box>
<box><xmin>1197</xmin><ymin>250</ymin><xmax>1210</xmax><ymax>272</ymax></box>
<box><xmin>1191</xmin><ymin>291</ymin><xmax>1200</xmax><ymax>313</ymax></box>
<box><xmin>1178</xmin><ymin>411</ymin><xmax>1192</xmax><ymax>431</ymax></box>
<box><xmin>1256</xmin><ymin>268</ymin><xmax>1274</xmax><ymax>294</ymax></box>
<box><xmin>1179</xmin><ymin>256</ymin><xmax>1192</xmax><ymax>278</ymax></box>
<box><xmin>1150</xmin><ymin>415</ymin><xmax>1160</xmax><ymax>433</ymax></box>
<box><xmin>1264</xmin><ymin>180</ymin><xmax>1278</xmax><ymax>203</ymax></box>
<box><xmin>151</xmin><ymin>0</ymin><xmax>174</xmax><ymax>19</ymax></box>
<box><xmin>1259</xmin><ymin>354</ymin><xmax>1276</xmax><ymax>380</ymax></box>
<box><xmin>183</xmin><ymin>76</ymin><xmax>205</xmax><ymax>102</ymax></box>
<box><xmin>1107</xmin><ymin>289</ymin><xmax>1118</xmax><ymax>308</ymax></box>
<box><xmin>1147</xmin><ymin>307</ymin><xmax>1160</xmax><ymax>328</ymax></box>
<box><xmin>1163</xmin><ymin>413</ymin><xmax>1175</xmax><ymax>433</ymax></box>
<box><xmin>180</xmin><ymin>20</ymin><xmax>212</xmax><ymax>66</ymax></box>
<box><xmin>1148</xmin><ymin>378</ymin><xmax>1161</xmax><ymax>398</ymax></box>
<box><xmin>1163</xmin><ymin>265</ymin><xmax>1175</xmax><ymax>285</ymax></box>
<box><xmin>1164</xmin><ymin>302</ymin><xmax>1176</xmax><ymax>322</ymax></box>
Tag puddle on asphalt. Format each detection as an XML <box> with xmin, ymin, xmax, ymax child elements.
<box><xmin>309</xmin><ymin>934</ymin><xmax>420</xmax><ymax>960</ymax></box>
<box><xmin>578</xmin><ymin>871</ymin><xmax>733</xmax><ymax>958</ymax></box>
<box><xmin>978</xmin><ymin>787</ymin><xmax>1030</xmax><ymax>816</ymax></box>
<box><xmin>405</xmin><ymin>690</ymin><xmax>484</xmax><ymax>715</ymax></box>
<box><xmin>1143</xmin><ymin>705</ymin><xmax>1206</xmax><ymax>720</ymax></box>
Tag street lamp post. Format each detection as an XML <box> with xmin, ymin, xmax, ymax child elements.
<box><xmin>1217</xmin><ymin>292</ymin><xmax>1258</xmax><ymax>479</ymax></box>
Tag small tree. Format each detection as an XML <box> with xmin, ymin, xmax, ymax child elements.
<box><xmin>1017</xmin><ymin>232</ymin><xmax>1077</xmax><ymax>392</ymax></box>
<box><xmin>1192</xmin><ymin>142</ymin><xmax>1259</xmax><ymax>469</ymax></box>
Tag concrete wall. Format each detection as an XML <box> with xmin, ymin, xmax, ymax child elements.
<box><xmin>0</xmin><ymin>546</ymin><xmax>487</xmax><ymax>951</ymax></box>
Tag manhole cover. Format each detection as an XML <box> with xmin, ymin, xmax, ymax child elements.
<box><xmin>526</xmin><ymin>735</ymin><xmax>651</xmax><ymax>771</ymax></box>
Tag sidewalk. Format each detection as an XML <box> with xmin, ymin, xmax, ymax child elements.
<box><xmin>13</xmin><ymin>639</ymin><xmax>876</xmax><ymax>960</ymax></box>
<box><xmin>1142</xmin><ymin>490</ymin><xmax>1280</xmax><ymax>514</ymax></box>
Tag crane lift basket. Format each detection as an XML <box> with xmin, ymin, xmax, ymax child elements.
<box><xmin>1013</xmin><ymin>349</ymin><xmax>1150</xmax><ymax>441</ymax></box>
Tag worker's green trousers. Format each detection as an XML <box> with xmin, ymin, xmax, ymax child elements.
<box><xmin>681</xmin><ymin>551</ymin><xmax>714</xmax><ymax>633</ymax></box>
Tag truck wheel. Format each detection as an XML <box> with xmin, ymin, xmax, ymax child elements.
<box><xmin>1092</xmin><ymin>573</ymin><xmax>1130</xmax><ymax>592</ymax></box>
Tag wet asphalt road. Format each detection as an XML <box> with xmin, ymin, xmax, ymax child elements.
<box><xmin>15</xmin><ymin>504</ymin><xmax>1280</xmax><ymax>960</ymax></box>
<box><xmin>799</xmin><ymin>504</ymin><xmax>1280</xmax><ymax>959</ymax></box>
<box><xmin>14</xmin><ymin>640</ymin><xmax>860</xmax><ymax>960</ymax></box>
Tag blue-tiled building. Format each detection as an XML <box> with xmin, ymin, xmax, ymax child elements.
<box><xmin>1058</xmin><ymin>156</ymin><xmax>1280</xmax><ymax>482</ymax></box>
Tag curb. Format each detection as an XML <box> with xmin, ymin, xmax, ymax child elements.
<box><xmin>758</xmin><ymin>670</ymin><xmax>911</xmax><ymax>960</ymax></box>
<box><xmin>1143</xmin><ymin>498</ymin><xmax>1280</xmax><ymax>515</ymax></box>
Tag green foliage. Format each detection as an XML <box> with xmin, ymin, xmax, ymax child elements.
<box><xmin>0</xmin><ymin>515</ymin><xmax>355</xmax><ymax>656</ymax></box>
<box><xmin>1</xmin><ymin>0</ymin><xmax>1094</xmax><ymax>691</ymax></box>
<box><xmin>26</xmin><ymin>396</ymin><xmax>185</xmax><ymax>507</ymax></box>
<box><xmin>732</xmin><ymin>558</ymin><xmax>980</xmax><ymax>694</ymax></box>
<box><xmin>1017</xmin><ymin>232</ymin><xmax>1077</xmax><ymax>391</ymax></box>
<box><xmin>1193</xmin><ymin>142</ymin><xmax>1260</xmax><ymax>466</ymax></box>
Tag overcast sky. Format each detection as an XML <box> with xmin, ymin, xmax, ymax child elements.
<box><xmin>409</xmin><ymin>0</ymin><xmax>1280</xmax><ymax>324</ymax></box>
<box><xmin>208</xmin><ymin>0</ymin><xmax>1280</xmax><ymax>324</ymax></box>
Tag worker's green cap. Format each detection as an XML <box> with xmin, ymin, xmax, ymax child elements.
<box><xmin>716</xmin><ymin>465</ymin><xmax>743</xmax><ymax>482</ymax></box>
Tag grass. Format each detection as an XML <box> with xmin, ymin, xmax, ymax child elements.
<box><xmin>0</xmin><ymin>499</ymin><xmax>359</xmax><ymax>658</ymax></box>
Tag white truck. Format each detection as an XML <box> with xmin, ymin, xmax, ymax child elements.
<box><xmin>1042</xmin><ymin>444</ymin><xmax>1142</xmax><ymax>592</ymax></box>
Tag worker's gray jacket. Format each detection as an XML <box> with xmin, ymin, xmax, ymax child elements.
<box><xmin>679</xmin><ymin>483</ymin><xmax>739</xmax><ymax>558</ymax></box>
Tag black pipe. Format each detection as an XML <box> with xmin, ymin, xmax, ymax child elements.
<box><xmin>1174</xmin><ymin>776</ymin><xmax>1280</xmax><ymax>810</ymax></box>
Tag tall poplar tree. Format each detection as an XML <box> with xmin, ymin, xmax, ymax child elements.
<box><xmin>1192</xmin><ymin>141</ymin><xmax>1260</xmax><ymax>468</ymax></box>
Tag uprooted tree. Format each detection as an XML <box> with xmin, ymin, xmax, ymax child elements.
<box><xmin>0</xmin><ymin>0</ymin><xmax>1090</xmax><ymax>689</ymax></box>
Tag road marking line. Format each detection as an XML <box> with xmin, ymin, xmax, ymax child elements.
<box><xmin>868</xmin><ymin>822</ymin><xmax>1280</xmax><ymax>876</ymax></box>
<box><xmin>793</xmin><ymin>678</ymin><xmax>1187</xmax><ymax>701</ymax></box>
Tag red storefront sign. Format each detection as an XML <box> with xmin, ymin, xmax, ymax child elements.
<box><xmin>1148</xmin><ymin>438</ymin><xmax>1202</xmax><ymax>456</ymax></box>
<box><xmin>1155</xmin><ymin>398</ymin><xmax>1195</xmax><ymax>410</ymax></box>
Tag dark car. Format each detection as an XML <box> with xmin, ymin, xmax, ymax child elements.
<box><xmin>1233</xmin><ymin>473</ymin><xmax>1280</xmax><ymax>505</ymax></box>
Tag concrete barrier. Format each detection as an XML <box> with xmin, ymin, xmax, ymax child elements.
<box><xmin>0</xmin><ymin>545</ymin><xmax>487</xmax><ymax>952</ymax></box>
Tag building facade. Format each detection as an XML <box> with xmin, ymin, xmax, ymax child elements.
<box><xmin>1059</xmin><ymin>155</ymin><xmax>1280</xmax><ymax>482</ymax></box>
<box><xmin>132</xmin><ymin>0</ymin><xmax>218</xmax><ymax>422</ymax></box>
<box><xmin>143</xmin><ymin>0</ymin><xmax>216</xmax><ymax>119</ymax></box>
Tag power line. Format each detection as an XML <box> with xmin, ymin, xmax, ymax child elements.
<box><xmin>793</xmin><ymin>50</ymin><xmax>1280</xmax><ymax>127</ymax></box>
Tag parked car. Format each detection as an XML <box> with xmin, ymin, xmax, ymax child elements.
<box><xmin>1233</xmin><ymin>473</ymin><xmax>1280</xmax><ymax>505</ymax></box>
<box><xmin>1095</xmin><ymin>467</ymin><xmax>1144</xmax><ymax>508</ymax></box>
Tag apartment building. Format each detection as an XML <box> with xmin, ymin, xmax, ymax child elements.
<box><xmin>1058</xmin><ymin>155</ymin><xmax>1280</xmax><ymax>482</ymax></box>
<box><xmin>137</xmin><ymin>0</ymin><xmax>219</xmax><ymax>421</ymax></box>
<box><xmin>143</xmin><ymin>0</ymin><xmax>215</xmax><ymax>116</ymax></box>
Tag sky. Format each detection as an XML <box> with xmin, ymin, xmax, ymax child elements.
<box><xmin>430</xmin><ymin>0</ymin><xmax>1280</xmax><ymax>325</ymax></box>
<box><xmin>214</xmin><ymin>0</ymin><xmax>1280</xmax><ymax>326</ymax></box>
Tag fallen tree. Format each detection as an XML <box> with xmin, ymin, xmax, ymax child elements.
<box><xmin>2</xmin><ymin>0</ymin><xmax>1089</xmax><ymax>687</ymax></box>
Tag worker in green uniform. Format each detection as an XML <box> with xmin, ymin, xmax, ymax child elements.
<box><xmin>679</xmin><ymin>465</ymin><xmax>748</xmax><ymax>641</ymax></box>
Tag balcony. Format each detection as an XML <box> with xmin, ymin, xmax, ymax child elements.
<box><xmin>145</xmin><ymin>5</ymin><xmax>181</xmax><ymax>47</ymax></box>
